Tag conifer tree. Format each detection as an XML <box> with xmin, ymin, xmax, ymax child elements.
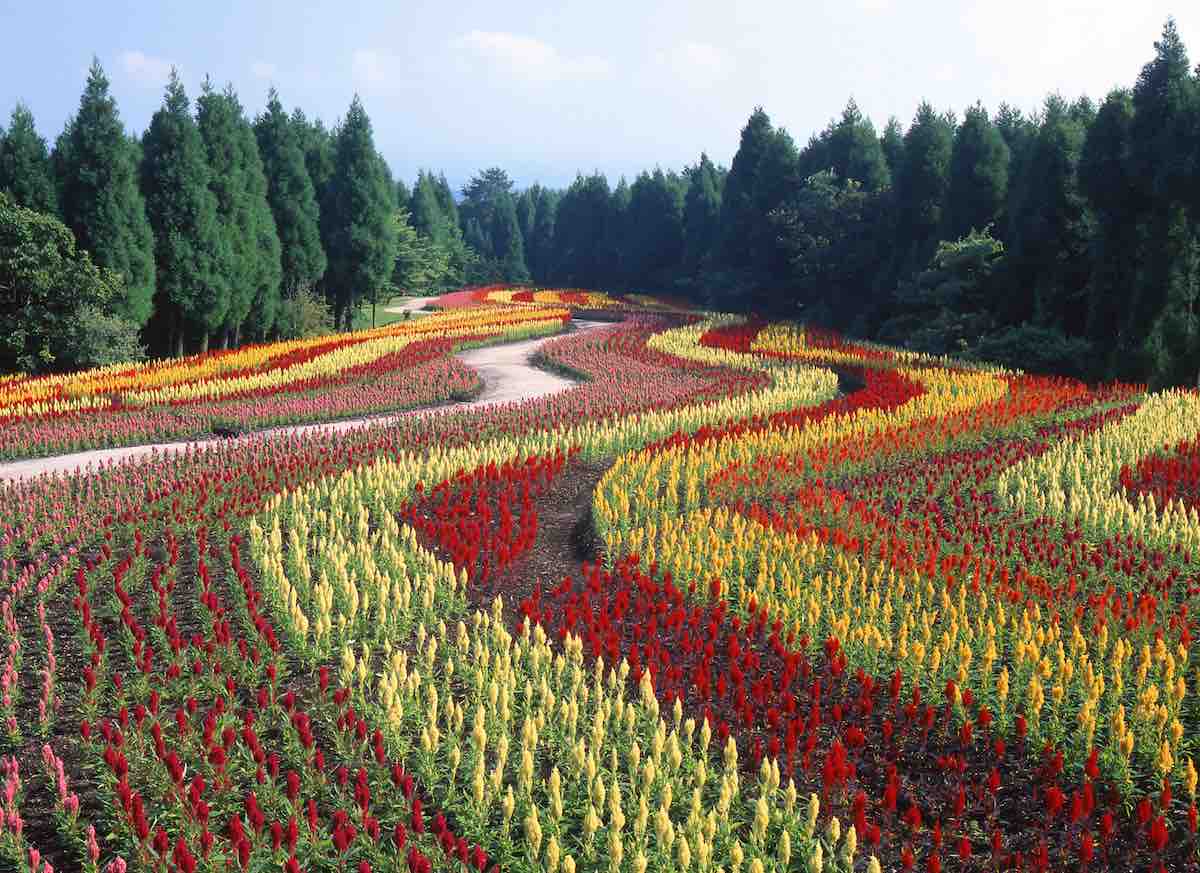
<box><xmin>254</xmin><ymin>88</ymin><xmax>325</xmax><ymax>297</ymax></box>
<box><xmin>0</xmin><ymin>103</ymin><xmax>56</xmax><ymax>214</ymax></box>
<box><xmin>320</xmin><ymin>96</ymin><xmax>396</xmax><ymax>328</ymax></box>
<box><xmin>683</xmin><ymin>152</ymin><xmax>722</xmax><ymax>271</ymax></box>
<box><xmin>56</xmin><ymin>59</ymin><xmax>156</xmax><ymax>326</ymax></box>
<box><xmin>141</xmin><ymin>71</ymin><xmax>230</xmax><ymax>354</ymax></box>
<box><xmin>944</xmin><ymin>103</ymin><xmax>1010</xmax><ymax>239</ymax></box>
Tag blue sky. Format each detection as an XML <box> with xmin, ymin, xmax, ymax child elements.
<box><xmin>1</xmin><ymin>0</ymin><xmax>1196</xmax><ymax>191</ymax></box>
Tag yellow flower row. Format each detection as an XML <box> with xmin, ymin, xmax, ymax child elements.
<box><xmin>996</xmin><ymin>388</ymin><xmax>1200</xmax><ymax>552</ymax></box>
<box><xmin>0</xmin><ymin>304</ymin><xmax>566</xmax><ymax>418</ymax></box>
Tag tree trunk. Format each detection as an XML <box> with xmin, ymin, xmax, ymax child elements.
<box><xmin>199</xmin><ymin>333</ymin><xmax>209</xmax><ymax>354</ymax></box>
<box><xmin>372</xmin><ymin>301</ymin><xmax>376</xmax><ymax>329</ymax></box>
<box><xmin>174</xmin><ymin>329</ymin><xmax>184</xmax><ymax>359</ymax></box>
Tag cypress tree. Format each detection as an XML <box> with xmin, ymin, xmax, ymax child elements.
<box><xmin>197</xmin><ymin>82</ymin><xmax>252</xmax><ymax>346</ymax></box>
<box><xmin>1003</xmin><ymin>95</ymin><xmax>1093</xmax><ymax>333</ymax></box>
<box><xmin>1079</xmin><ymin>89</ymin><xmax>1140</xmax><ymax>378</ymax></box>
<box><xmin>627</xmin><ymin>168</ymin><xmax>684</xmax><ymax>288</ymax></box>
<box><xmin>254</xmin><ymin>89</ymin><xmax>326</xmax><ymax>297</ymax></box>
<box><xmin>493</xmin><ymin>191</ymin><xmax>529</xmax><ymax>282</ymax></box>
<box><xmin>293</xmin><ymin>109</ymin><xmax>335</xmax><ymax>204</ymax></box>
<box><xmin>602</xmin><ymin>176</ymin><xmax>631</xmax><ymax>288</ymax></box>
<box><xmin>683</xmin><ymin>152</ymin><xmax>722</xmax><ymax>271</ymax></box>
<box><xmin>321</xmin><ymin>96</ymin><xmax>396</xmax><ymax>328</ymax></box>
<box><xmin>433</xmin><ymin>173</ymin><xmax>459</xmax><ymax>228</ymax></box>
<box><xmin>944</xmin><ymin>103</ymin><xmax>1010</xmax><ymax>239</ymax></box>
<box><xmin>550</xmin><ymin>173</ymin><xmax>610</xmax><ymax>286</ymax></box>
<box><xmin>530</xmin><ymin>187</ymin><xmax>558</xmax><ymax>284</ymax></box>
<box><xmin>141</xmin><ymin>71</ymin><xmax>231</xmax><ymax>354</ymax></box>
<box><xmin>0</xmin><ymin>103</ymin><xmax>57</xmax><ymax>214</ymax></box>
<box><xmin>239</xmin><ymin>112</ymin><xmax>282</xmax><ymax>340</ymax></box>
<box><xmin>721</xmin><ymin>107</ymin><xmax>776</xmax><ymax>269</ymax></box>
<box><xmin>828</xmin><ymin>98</ymin><xmax>890</xmax><ymax>191</ymax></box>
<box><xmin>892</xmin><ymin>102</ymin><xmax>954</xmax><ymax>276</ymax></box>
<box><xmin>56</xmin><ymin>59</ymin><xmax>156</xmax><ymax>326</ymax></box>
<box><xmin>409</xmin><ymin>171</ymin><xmax>446</xmax><ymax>241</ymax></box>
<box><xmin>1128</xmin><ymin>18</ymin><xmax>1200</xmax><ymax>386</ymax></box>
<box><xmin>880</xmin><ymin>117</ymin><xmax>905</xmax><ymax>179</ymax></box>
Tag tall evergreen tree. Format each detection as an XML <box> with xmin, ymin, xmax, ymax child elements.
<box><xmin>141</xmin><ymin>71</ymin><xmax>230</xmax><ymax>354</ymax></box>
<box><xmin>409</xmin><ymin>171</ymin><xmax>448</xmax><ymax>242</ymax></box>
<box><xmin>1003</xmin><ymin>94</ymin><xmax>1093</xmax><ymax>332</ymax></box>
<box><xmin>320</xmin><ymin>96</ymin><xmax>396</xmax><ymax>328</ymax></box>
<box><xmin>0</xmin><ymin>103</ymin><xmax>56</xmax><ymax>214</ymax></box>
<box><xmin>1079</xmin><ymin>89</ymin><xmax>1141</xmax><ymax>378</ymax></box>
<box><xmin>529</xmin><ymin>187</ymin><xmax>558</xmax><ymax>284</ymax></box>
<box><xmin>459</xmin><ymin>168</ymin><xmax>528</xmax><ymax>281</ymax></box>
<box><xmin>433</xmin><ymin>173</ymin><xmax>459</xmax><ymax>228</ymax></box>
<box><xmin>827</xmin><ymin>99</ymin><xmax>891</xmax><ymax>191</ymax></box>
<box><xmin>254</xmin><ymin>88</ymin><xmax>326</xmax><ymax>298</ymax></box>
<box><xmin>1127</xmin><ymin>18</ymin><xmax>1200</xmax><ymax>385</ymax></box>
<box><xmin>880</xmin><ymin>117</ymin><xmax>905</xmax><ymax>179</ymax></box>
<box><xmin>196</xmin><ymin>82</ymin><xmax>252</xmax><ymax>345</ymax></box>
<box><xmin>721</xmin><ymin>107</ymin><xmax>776</xmax><ymax>270</ymax></box>
<box><xmin>891</xmin><ymin>102</ymin><xmax>954</xmax><ymax>278</ymax></box>
<box><xmin>683</xmin><ymin>152</ymin><xmax>722</xmax><ymax>272</ymax></box>
<box><xmin>293</xmin><ymin>109</ymin><xmax>335</xmax><ymax>205</ymax></box>
<box><xmin>550</xmin><ymin>173</ymin><xmax>611</xmax><ymax>286</ymax></box>
<box><xmin>626</xmin><ymin>169</ymin><xmax>684</xmax><ymax>288</ymax></box>
<box><xmin>944</xmin><ymin>103</ymin><xmax>1010</xmax><ymax>239</ymax></box>
<box><xmin>238</xmin><ymin>110</ymin><xmax>282</xmax><ymax>340</ymax></box>
<box><xmin>516</xmin><ymin>186</ymin><xmax>538</xmax><ymax>249</ymax></box>
<box><xmin>56</xmin><ymin>59</ymin><xmax>156</xmax><ymax>326</ymax></box>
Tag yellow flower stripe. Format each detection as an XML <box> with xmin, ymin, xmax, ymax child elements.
<box><xmin>0</xmin><ymin>304</ymin><xmax>566</xmax><ymax>418</ymax></box>
<box><xmin>997</xmin><ymin>389</ymin><xmax>1200</xmax><ymax>552</ymax></box>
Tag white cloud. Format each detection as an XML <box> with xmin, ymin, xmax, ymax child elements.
<box><xmin>657</xmin><ymin>41</ymin><xmax>734</xmax><ymax>87</ymax></box>
<box><xmin>452</xmin><ymin>30</ymin><xmax>610</xmax><ymax>82</ymax></box>
<box><xmin>250</xmin><ymin>60</ymin><xmax>277</xmax><ymax>80</ymax></box>
<box><xmin>118</xmin><ymin>50</ymin><xmax>174</xmax><ymax>87</ymax></box>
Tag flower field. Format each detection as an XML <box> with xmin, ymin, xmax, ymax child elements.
<box><xmin>0</xmin><ymin>304</ymin><xmax>569</xmax><ymax>460</ymax></box>
<box><xmin>0</xmin><ymin>298</ymin><xmax>1198</xmax><ymax>873</ymax></box>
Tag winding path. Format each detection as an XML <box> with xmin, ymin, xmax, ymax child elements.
<box><xmin>0</xmin><ymin>319</ymin><xmax>605</xmax><ymax>483</ymax></box>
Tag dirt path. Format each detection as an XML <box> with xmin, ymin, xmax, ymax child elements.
<box><xmin>0</xmin><ymin>319</ymin><xmax>606</xmax><ymax>482</ymax></box>
<box><xmin>382</xmin><ymin>296</ymin><xmax>436</xmax><ymax>314</ymax></box>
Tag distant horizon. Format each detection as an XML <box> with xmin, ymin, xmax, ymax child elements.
<box><xmin>2</xmin><ymin>0</ymin><xmax>1196</xmax><ymax>192</ymax></box>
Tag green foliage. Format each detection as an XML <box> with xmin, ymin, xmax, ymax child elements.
<box><xmin>973</xmin><ymin>324</ymin><xmax>1095</xmax><ymax>380</ymax></box>
<box><xmin>880</xmin><ymin>117</ymin><xmax>905</xmax><ymax>178</ymax></box>
<box><xmin>391</xmin><ymin>206</ymin><xmax>451</xmax><ymax>295</ymax></box>
<box><xmin>55</xmin><ymin>59</ymin><xmax>156</xmax><ymax>327</ymax></box>
<box><xmin>254</xmin><ymin>88</ymin><xmax>326</xmax><ymax>297</ymax></box>
<box><xmin>320</xmin><ymin>96</ymin><xmax>396</xmax><ymax>329</ymax></box>
<box><xmin>549</xmin><ymin>172</ymin><xmax>612</xmax><ymax>287</ymax></box>
<box><xmin>1079</xmin><ymin>89</ymin><xmax>1140</xmax><ymax>379</ymax></box>
<box><xmin>623</xmin><ymin>169</ymin><xmax>684</xmax><ymax>289</ymax></box>
<box><xmin>141</xmin><ymin>71</ymin><xmax>231</xmax><ymax>354</ymax></box>
<box><xmin>0</xmin><ymin>103</ymin><xmax>56</xmax><ymax>214</ymax></box>
<box><xmin>892</xmin><ymin>102</ymin><xmax>955</xmax><ymax>275</ymax></box>
<box><xmin>0</xmin><ymin>193</ymin><xmax>141</xmax><ymax>372</ymax></box>
<box><xmin>878</xmin><ymin>228</ymin><xmax>1006</xmax><ymax>354</ymax></box>
<box><xmin>682</xmin><ymin>153</ymin><xmax>722</xmax><ymax>276</ymax></box>
<box><xmin>945</xmin><ymin>103</ymin><xmax>1009</xmax><ymax>240</ymax></box>
<box><xmin>774</xmin><ymin>170</ymin><xmax>887</xmax><ymax>325</ymax></box>
<box><xmin>274</xmin><ymin>284</ymin><xmax>334</xmax><ymax>339</ymax></box>
<box><xmin>458</xmin><ymin>167</ymin><xmax>529</xmax><ymax>282</ymax></box>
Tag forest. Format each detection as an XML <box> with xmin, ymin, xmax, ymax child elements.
<box><xmin>1</xmin><ymin>18</ymin><xmax>1198</xmax><ymax>386</ymax></box>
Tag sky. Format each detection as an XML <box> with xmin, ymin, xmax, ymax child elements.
<box><xmin>1</xmin><ymin>0</ymin><xmax>1196</xmax><ymax>192</ymax></box>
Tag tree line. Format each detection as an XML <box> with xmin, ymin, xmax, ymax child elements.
<box><xmin>2</xmin><ymin>20</ymin><xmax>1199</xmax><ymax>385</ymax></box>
<box><xmin>445</xmin><ymin>19</ymin><xmax>1199</xmax><ymax>388</ymax></box>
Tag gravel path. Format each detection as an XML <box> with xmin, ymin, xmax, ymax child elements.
<box><xmin>0</xmin><ymin>319</ymin><xmax>604</xmax><ymax>482</ymax></box>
